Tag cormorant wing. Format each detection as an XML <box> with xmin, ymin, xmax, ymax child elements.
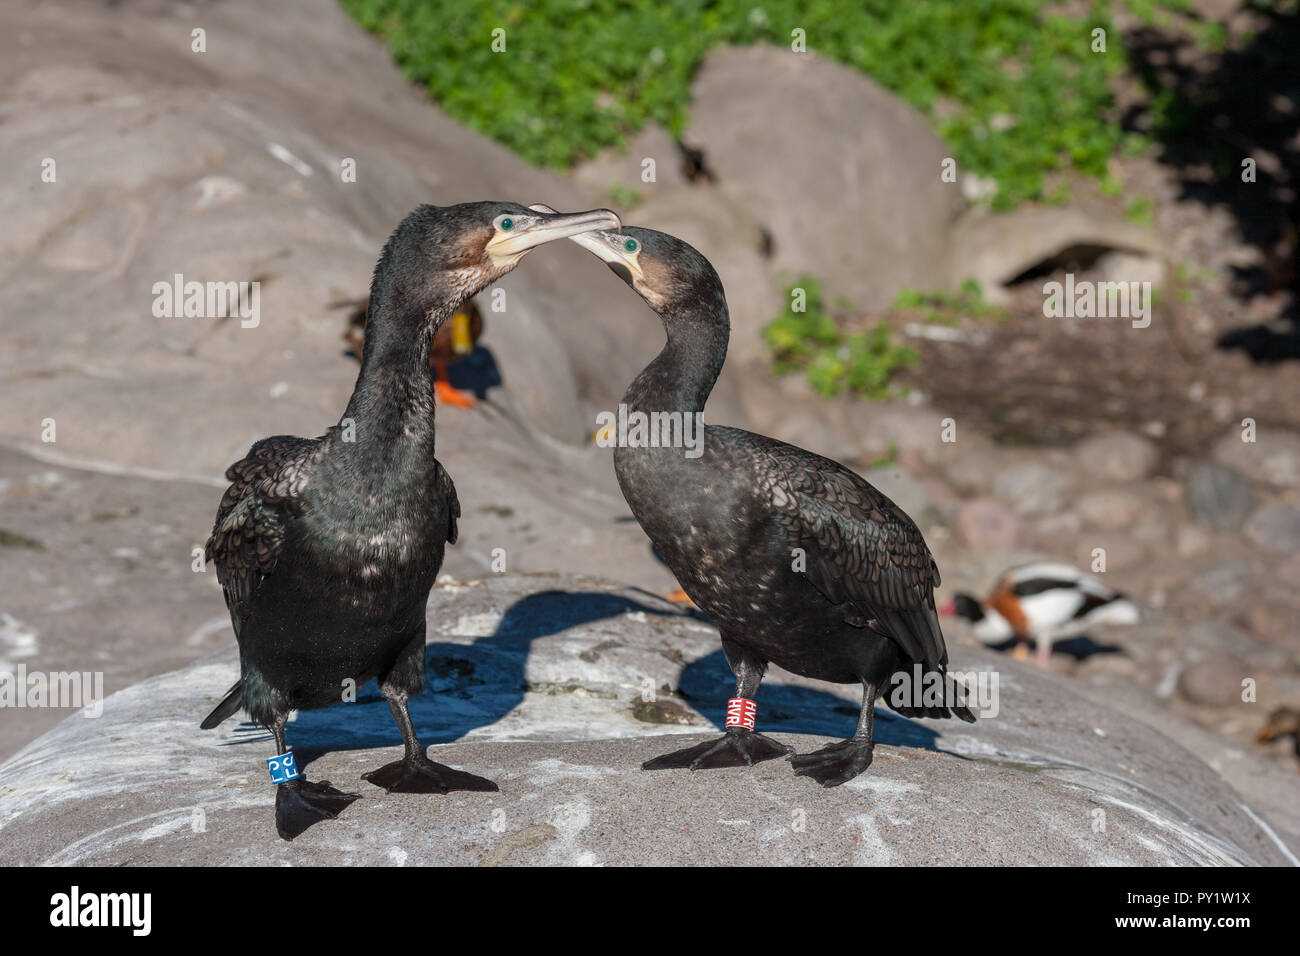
<box><xmin>754</xmin><ymin>436</ymin><xmax>948</xmax><ymax>668</ymax></box>
<box><xmin>206</xmin><ymin>435</ymin><xmax>320</xmax><ymax>632</ymax></box>
<box><xmin>435</xmin><ymin>457</ymin><xmax>460</xmax><ymax>545</ymax></box>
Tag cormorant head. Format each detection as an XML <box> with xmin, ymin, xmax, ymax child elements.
<box><xmin>373</xmin><ymin>202</ymin><xmax>621</xmax><ymax>324</ymax></box>
<box><xmin>528</xmin><ymin>204</ymin><xmax>727</xmax><ymax>321</ymax></box>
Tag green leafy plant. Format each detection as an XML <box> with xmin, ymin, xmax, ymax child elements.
<box><xmin>891</xmin><ymin>278</ymin><xmax>1003</xmax><ymax>322</ymax></box>
<box><xmin>764</xmin><ymin>277</ymin><xmax>917</xmax><ymax>399</ymax></box>
<box><xmin>339</xmin><ymin>0</ymin><xmax>1203</xmax><ymax>209</ymax></box>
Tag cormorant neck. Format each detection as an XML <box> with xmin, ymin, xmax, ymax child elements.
<box><xmin>341</xmin><ymin>295</ymin><xmax>448</xmax><ymax>450</ymax></box>
<box><xmin>624</xmin><ymin>300</ymin><xmax>729</xmax><ymax>416</ymax></box>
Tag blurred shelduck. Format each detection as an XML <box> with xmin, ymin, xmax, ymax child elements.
<box><xmin>942</xmin><ymin>562</ymin><xmax>1138</xmax><ymax>667</ymax></box>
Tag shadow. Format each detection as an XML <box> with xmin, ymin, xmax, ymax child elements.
<box><xmin>221</xmin><ymin>588</ymin><xmax>957</xmax><ymax>767</ymax></box>
<box><xmin>977</xmin><ymin>635</ymin><xmax>1125</xmax><ymax>662</ymax></box>
<box><xmin>674</xmin><ymin>649</ymin><xmax>951</xmax><ymax>754</ymax></box>
<box><xmin>222</xmin><ymin>589</ymin><xmax>685</xmax><ymax>762</ymax></box>
<box><xmin>1121</xmin><ymin>5</ymin><xmax>1300</xmax><ymax>358</ymax></box>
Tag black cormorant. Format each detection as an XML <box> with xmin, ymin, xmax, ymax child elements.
<box><xmin>537</xmin><ymin>206</ymin><xmax>974</xmax><ymax>787</ymax></box>
<box><xmin>201</xmin><ymin>202</ymin><xmax>621</xmax><ymax>838</ymax></box>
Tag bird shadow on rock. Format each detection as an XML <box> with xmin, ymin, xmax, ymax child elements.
<box><xmin>675</xmin><ymin>649</ymin><xmax>956</xmax><ymax>755</ymax></box>
<box><xmin>222</xmin><ymin>589</ymin><xmax>687</xmax><ymax>768</ymax></box>
<box><xmin>980</xmin><ymin>635</ymin><xmax>1126</xmax><ymax>661</ymax></box>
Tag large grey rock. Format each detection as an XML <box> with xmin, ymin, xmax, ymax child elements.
<box><xmin>946</xmin><ymin>207</ymin><xmax>1159</xmax><ymax>303</ymax></box>
<box><xmin>0</xmin><ymin>433</ymin><xmax>682</xmax><ymax>761</ymax></box>
<box><xmin>685</xmin><ymin>45</ymin><xmax>964</xmax><ymax>313</ymax></box>
<box><xmin>0</xmin><ymin>573</ymin><xmax>1294</xmax><ymax>865</ymax></box>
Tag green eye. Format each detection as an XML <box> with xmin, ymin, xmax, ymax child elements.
<box><xmin>500</xmin><ymin>217</ymin><xmax>514</xmax><ymax>231</ymax></box>
<box><xmin>624</xmin><ymin>238</ymin><xmax>638</xmax><ymax>252</ymax></box>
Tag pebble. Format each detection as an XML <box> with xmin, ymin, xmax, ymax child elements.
<box><xmin>993</xmin><ymin>462</ymin><xmax>1072</xmax><ymax>515</ymax></box>
<box><xmin>1178</xmin><ymin>655</ymin><xmax>1248</xmax><ymax>708</ymax></box>
<box><xmin>1075</xmin><ymin>432</ymin><xmax>1159</xmax><ymax>482</ymax></box>
<box><xmin>955</xmin><ymin>498</ymin><xmax>1019</xmax><ymax>550</ymax></box>
<box><xmin>1244</xmin><ymin>504</ymin><xmax>1300</xmax><ymax>553</ymax></box>
<box><xmin>1213</xmin><ymin>427</ymin><xmax>1300</xmax><ymax>488</ymax></box>
<box><xmin>1185</xmin><ymin>463</ymin><xmax>1254</xmax><ymax>530</ymax></box>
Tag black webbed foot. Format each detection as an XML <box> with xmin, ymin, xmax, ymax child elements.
<box><xmin>362</xmin><ymin>753</ymin><xmax>498</xmax><ymax>794</ymax></box>
<box><xmin>274</xmin><ymin>778</ymin><xmax>361</xmax><ymax>841</ymax></box>
<box><xmin>790</xmin><ymin>738</ymin><xmax>874</xmax><ymax>787</ymax></box>
<box><xmin>641</xmin><ymin>728</ymin><xmax>793</xmax><ymax>771</ymax></box>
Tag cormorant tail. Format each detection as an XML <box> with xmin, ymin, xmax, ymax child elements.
<box><xmin>200</xmin><ymin>680</ymin><xmax>244</xmax><ymax>729</ymax></box>
<box><xmin>890</xmin><ymin>671</ymin><xmax>979</xmax><ymax>723</ymax></box>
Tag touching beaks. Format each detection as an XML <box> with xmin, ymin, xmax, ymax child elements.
<box><xmin>485</xmin><ymin>207</ymin><xmax>622</xmax><ymax>262</ymax></box>
<box><xmin>528</xmin><ymin>203</ymin><xmax>645</xmax><ymax>280</ymax></box>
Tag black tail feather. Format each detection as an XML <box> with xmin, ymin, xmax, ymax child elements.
<box><xmin>890</xmin><ymin>670</ymin><xmax>979</xmax><ymax>722</ymax></box>
<box><xmin>200</xmin><ymin>680</ymin><xmax>244</xmax><ymax>729</ymax></box>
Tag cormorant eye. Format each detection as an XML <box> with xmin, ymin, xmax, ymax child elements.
<box><xmin>623</xmin><ymin>238</ymin><xmax>639</xmax><ymax>253</ymax></box>
<box><xmin>498</xmin><ymin>216</ymin><xmax>515</xmax><ymax>231</ymax></box>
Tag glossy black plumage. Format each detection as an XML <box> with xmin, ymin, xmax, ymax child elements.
<box><xmin>582</xmin><ymin>224</ymin><xmax>975</xmax><ymax>787</ymax></box>
<box><xmin>200</xmin><ymin>201</ymin><xmax>619</xmax><ymax>838</ymax></box>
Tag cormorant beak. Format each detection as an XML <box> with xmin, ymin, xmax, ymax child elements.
<box><xmin>528</xmin><ymin>203</ymin><xmax>645</xmax><ymax>280</ymax></box>
<box><xmin>485</xmin><ymin>207</ymin><xmax>622</xmax><ymax>264</ymax></box>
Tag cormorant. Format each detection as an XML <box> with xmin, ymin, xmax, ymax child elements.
<box><xmin>943</xmin><ymin>561</ymin><xmax>1138</xmax><ymax>667</ymax></box>
<box><xmin>535</xmin><ymin>206</ymin><xmax>974</xmax><ymax>787</ymax></box>
<box><xmin>343</xmin><ymin>299</ymin><xmax>486</xmax><ymax>408</ymax></box>
<box><xmin>201</xmin><ymin>202</ymin><xmax>621</xmax><ymax>838</ymax></box>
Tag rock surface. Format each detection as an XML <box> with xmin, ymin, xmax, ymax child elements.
<box><xmin>685</xmin><ymin>45</ymin><xmax>964</xmax><ymax>313</ymax></box>
<box><xmin>0</xmin><ymin>573</ymin><xmax>1295</xmax><ymax>866</ymax></box>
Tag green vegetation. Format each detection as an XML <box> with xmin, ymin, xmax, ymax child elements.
<box><xmin>869</xmin><ymin>442</ymin><xmax>900</xmax><ymax>470</ymax></box>
<box><xmin>0</xmin><ymin>528</ymin><xmax>44</xmax><ymax>550</ymax></box>
<box><xmin>1124</xmin><ymin>196</ymin><xmax>1156</xmax><ymax>227</ymax></box>
<box><xmin>763</xmin><ymin>277</ymin><xmax>917</xmax><ymax>399</ymax></box>
<box><xmin>340</xmin><ymin>0</ymin><xmax>1207</xmax><ymax>209</ymax></box>
<box><xmin>892</xmin><ymin>278</ymin><xmax>1004</xmax><ymax>324</ymax></box>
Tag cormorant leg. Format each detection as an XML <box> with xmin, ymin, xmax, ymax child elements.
<box><xmin>271</xmin><ymin>714</ymin><xmax>360</xmax><ymax>841</ymax></box>
<box><xmin>642</xmin><ymin>639</ymin><xmax>793</xmax><ymax>772</ymax></box>
<box><xmin>362</xmin><ymin>633</ymin><xmax>498</xmax><ymax>794</ymax></box>
<box><xmin>791</xmin><ymin>680</ymin><xmax>879</xmax><ymax>788</ymax></box>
